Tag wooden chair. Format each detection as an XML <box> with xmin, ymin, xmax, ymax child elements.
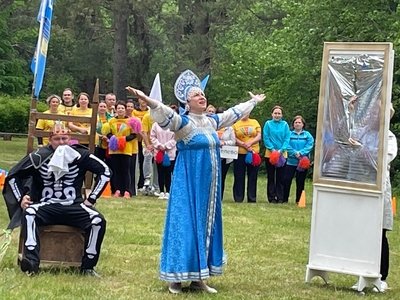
<box><xmin>27</xmin><ymin>79</ymin><xmax>100</xmax><ymax>195</ymax></box>
<box><xmin>18</xmin><ymin>80</ymin><xmax>100</xmax><ymax>268</ymax></box>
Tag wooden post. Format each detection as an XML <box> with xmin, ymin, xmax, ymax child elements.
<box><xmin>27</xmin><ymin>98</ymin><xmax>38</xmax><ymax>154</ymax></box>
<box><xmin>84</xmin><ymin>78</ymin><xmax>100</xmax><ymax>195</ymax></box>
<box><xmin>89</xmin><ymin>78</ymin><xmax>100</xmax><ymax>154</ymax></box>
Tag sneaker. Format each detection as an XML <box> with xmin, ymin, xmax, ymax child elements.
<box><xmin>123</xmin><ymin>191</ymin><xmax>131</xmax><ymax>199</ymax></box>
<box><xmin>164</xmin><ymin>192</ymin><xmax>170</xmax><ymax>200</ymax></box>
<box><xmin>168</xmin><ymin>282</ymin><xmax>182</xmax><ymax>294</ymax></box>
<box><xmin>153</xmin><ymin>191</ymin><xmax>160</xmax><ymax>197</ymax></box>
<box><xmin>158</xmin><ymin>192</ymin><xmax>165</xmax><ymax>199</ymax></box>
<box><xmin>137</xmin><ymin>187</ymin><xmax>145</xmax><ymax>193</ymax></box>
<box><xmin>113</xmin><ymin>190</ymin><xmax>121</xmax><ymax>197</ymax></box>
<box><xmin>80</xmin><ymin>268</ymin><xmax>101</xmax><ymax>278</ymax></box>
<box><xmin>144</xmin><ymin>178</ymin><xmax>151</xmax><ymax>186</ymax></box>
<box><xmin>189</xmin><ymin>281</ymin><xmax>217</xmax><ymax>293</ymax></box>
<box><xmin>20</xmin><ymin>258</ymin><xmax>39</xmax><ymax>275</ymax></box>
<box><xmin>373</xmin><ymin>280</ymin><xmax>388</xmax><ymax>293</ymax></box>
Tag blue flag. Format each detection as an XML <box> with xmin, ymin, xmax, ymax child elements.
<box><xmin>31</xmin><ymin>0</ymin><xmax>53</xmax><ymax>99</ymax></box>
<box><xmin>200</xmin><ymin>74</ymin><xmax>209</xmax><ymax>91</ymax></box>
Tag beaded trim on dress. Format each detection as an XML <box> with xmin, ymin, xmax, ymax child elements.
<box><xmin>176</xmin><ymin>114</ymin><xmax>217</xmax><ymax>144</ymax></box>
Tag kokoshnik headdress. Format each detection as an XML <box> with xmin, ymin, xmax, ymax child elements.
<box><xmin>174</xmin><ymin>70</ymin><xmax>202</xmax><ymax>105</ymax></box>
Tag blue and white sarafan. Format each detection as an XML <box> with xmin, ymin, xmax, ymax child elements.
<box><xmin>174</xmin><ymin>69</ymin><xmax>201</xmax><ymax>104</ymax></box>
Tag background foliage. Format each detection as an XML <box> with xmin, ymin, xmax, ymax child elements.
<box><xmin>0</xmin><ymin>0</ymin><xmax>400</xmax><ymax>186</ymax></box>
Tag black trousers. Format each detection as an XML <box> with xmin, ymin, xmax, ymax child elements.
<box><xmin>283</xmin><ymin>165</ymin><xmax>308</xmax><ymax>203</ymax></box>
<box><xmin>221</xmin><ymin>159</ymin><xmax>232</xmax><ymax>201</ymax></box>
<box><xmin>94</xmin><ymin>147</ymin><xmax>111</xmax><ymax>182</ymax></box>
<box><xmin>110</xmin><ymin>154</ymin><xmax>132</xmax><ymax>195</ymax></box>
<box><xmin>137</xmin><ymin>143</ymin><xmax>144</xmax><ymax>188</ymax></box>
<box><xmin>381</xmin><ymin>229</ymin><xmax>389</xmax><ymax>280</ymax></box>
<box><xmin>22</xmin><ymin>202</ymin><xmax>106</xmax><ymax>270</ymax></box>
<box><xmin>265</xmin><ymin>159</ymin><xmax>286</xmax><ymax>203</ymax></box>
<box><xmin>156</xmin><ymin>161</ymin><xmax>175</xmax><ymax>193</ymax></box>
<box><xmin>233</xmin><ymin>154</ymin><xmax>259</xmax><ymax>203</ymax></box>
<box><xmin>129</xmin><ymin>154</ymin><xmax>137</xmax><ymax>196</ymax></box>
<box><xmin>94</xmin><ymin>147</ymin><xmax>107</xmax><ymax>162</ymax></box>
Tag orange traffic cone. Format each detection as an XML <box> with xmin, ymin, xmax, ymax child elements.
<box><xmin>102</xmin><ymin>182</ymin><xmax>112</xmax><ymax>198</ymax></box>
<box><xmin>298</xmin><ymin>190</ymin><xmax>306</xmax><ymax>208</ymax></box>
<box><xmin>0</xmin><ymin>171</ymin><xmax>5</xmax><ymax>191</ymax></box>
<box><xmin>392</xmin><ymin>196</ymin><xmax>397</xmax><ymax>217</ymax></box>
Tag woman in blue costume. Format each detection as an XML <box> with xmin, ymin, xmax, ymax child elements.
<box><xmin>126</xmin><ymin>70</ymin><xmax>265</xmax><ymax>294</ymax></box>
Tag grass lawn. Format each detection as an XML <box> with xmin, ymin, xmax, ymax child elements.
<box><xmin>0</xmin><ymin>138</ymin><xmax>399</xmax><ymax>299</ymax></box>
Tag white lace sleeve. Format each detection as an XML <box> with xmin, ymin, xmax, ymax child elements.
<box><xmin>150</xmin><ymin>103</ymin><xmax>183</xmax><ymax>132</ymax></box>
<box><xmin>217</xmin><ymin>99</ymin><xmax>257</xmax><ymax>129</ymax></box>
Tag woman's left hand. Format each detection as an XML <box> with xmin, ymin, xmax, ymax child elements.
<box><xmin>248</xmin><ymin>92</ymin><xmax>266</xmax><ymax>103</ymax></box>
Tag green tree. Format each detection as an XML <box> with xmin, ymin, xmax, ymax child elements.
<box><xmin>0</xmin><ymin>2</ymin><xmax>31</xmax><ymax>95</ymax></box>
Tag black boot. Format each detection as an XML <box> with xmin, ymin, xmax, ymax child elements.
<box><xmin>20</xmin><ymin>258</ymin><xmax>39</xmax><ymax>275</ymax></box>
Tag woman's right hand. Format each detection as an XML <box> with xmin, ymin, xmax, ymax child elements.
<box><xmin>126</xmin><ymin>86</ymin><xmax>146</xmax><ymax>99</ymax></box>
<box><xmin>125</xmin><ymin>86</ymin><xmax>159</xmax><ymax>109</ymax></box>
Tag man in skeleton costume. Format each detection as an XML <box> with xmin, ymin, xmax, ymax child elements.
<box><xmin>3</xmin><ymin>123</ymin><xmax>111</xmax><ymax>276</ymax></box>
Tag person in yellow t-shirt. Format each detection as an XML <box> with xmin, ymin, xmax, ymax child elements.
<box><xmin>132</xmin><ymin>98</ymin><xmax>149</xmax><ymax>189</ymax></box>
<box><xmin>68</xmin><ymin>92</ymin><xmax>93</xmax><ymax>142</ymax></box>
<box><xmin>132</xmin><ymin>98</ymin><xmax>149</xmax><ymax>120</ymax></box>
<box><xmin>104</xmin><ymin>93</ymin><xmax>116</xmax><ymax>120</ymax></box>
<box><xmin>232</xmin><ymin>114</ymin><xmax>261</xmax><ymax>203</ymax></box>
<box><xmin>102</xmin><ymin>101</ymin><xmax>138</xmax><ymax>198</ymax></box>
<box><xmin>94</xmin><ymin>101</ymin><xmax>109</xmax><ymax>163</ymax></box>
<box><xmin>36</xmin><ymin>94</ymin><xmax>64</xmax><ymax>146</ymax></box>
<box><xmin>126</xmin><ymin>99</ymin><xmax>135</xmax><ymax>117</ymax></box>
<box><xmin>59</xmin><ymin>88</ymin><xmax>75</xmax><ymax>115</ymax></box>
<box><xmin>129</xmin><ymin>112</ymin><xmax>140</xmax><ymax>197</ymax></box>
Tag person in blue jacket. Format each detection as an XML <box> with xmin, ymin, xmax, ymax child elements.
<box><xmin>283</xmin><ymin>115</ymin><xmax>314</xmax><ymax>204</ymax></box>
<box><xmin>263</xmin><ymin>106</ymin><xmax>290</xmax><ymax>203</ymax></box>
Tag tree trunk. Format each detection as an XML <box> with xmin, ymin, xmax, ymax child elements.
<box><xmin>194</xmin><ymin>0</ymin><xmax>211</xmax><ymax>73</ymax></box>
<box><xmin>112</xmin><ymin>0</ymin><xmax>129</xmax><ymax>100</ymax></box>
<box><xmin>131</xmin><ymin>10</ymin><xmax>152</xmax><ymax>92</ymax></box>
<box><xmin>175</xmin><ymin>0</ymin><xmax>213</xmax><ymax>75</ymax></box>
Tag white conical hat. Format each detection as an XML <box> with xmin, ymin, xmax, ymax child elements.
<box><xmin>149</xmin><ymin>73</ymin><xmax>162</xmax><ymax>102</ymax></box>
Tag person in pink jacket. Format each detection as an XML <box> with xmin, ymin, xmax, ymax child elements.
<box><xmin>150</xmin><ymin>113</ymin><xmax>177</xmax><ymax>200</ymax></box>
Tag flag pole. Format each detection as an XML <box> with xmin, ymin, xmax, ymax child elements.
<box><xmin>2</xmin><ymin>0</ymin><xmax>52</xmax><ymax>266</ymax></box>
<box><xmin>32</xmin><ymin>0</ymin><xmax>46</xmax><ymax>100</ymax></box>
<box><xmin>28</xmin><ymin>0</ymin><xmax>47</xmax><ymax>153</ymax></box>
